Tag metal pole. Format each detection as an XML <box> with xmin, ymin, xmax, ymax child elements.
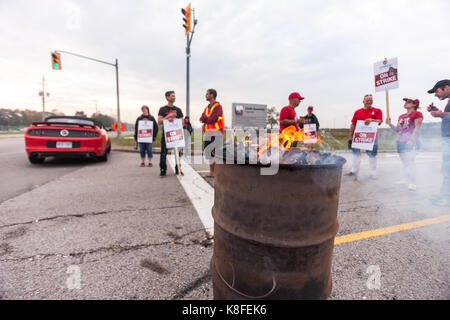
<box><xmin>115</xmin><ymin>58</ymin><xmax>121</xmax><ymax>137</ymax></box>
<box><xmin>42</xmin><ymin>76</ymin><xmax>46</xmax><ymax>121</ymax></box>
<box><xmin>186</xmin><ymin>34</ymin><xmax>190</xmax><ymax>118</ymax></box>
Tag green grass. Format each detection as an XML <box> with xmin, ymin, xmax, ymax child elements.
<box><xmin>111</xmin><ymin>128</ymin><xmax>443</xmax><ymax>152</ymax></box>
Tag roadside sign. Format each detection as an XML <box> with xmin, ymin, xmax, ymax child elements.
<box><xmin>137</xmin><ymin>120</ymin><xmax>153</xmax><ymax>143</ymax></box>
<box><xmin>163</xmin><ymin>118</ymin><xmax>185</xmax><ymax>149</ymax></box>
<box><xmin>112</xmin><ymin>122</ymin><xmax>126</xmax><ymax>132</ymax></box>
<box><xmin>352</xmin><ymin>120</ymin><xmax>378</xmax><ymax>151</ymax></box>
<box><xmin>232</xmin><ymin>103</ymin><xmax>267</xmax><ymax>129</ymax></box>
<box><xmin>303</xmin><ymin>123</ymin><xmax>317</xmax><ymax>144</ymax></box>
<box><xmin>374</xmin><ymin>57</ymin><xmax>399</xmax><ymax>92</ymax></box>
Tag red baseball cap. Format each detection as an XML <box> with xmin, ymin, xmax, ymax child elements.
<box><xmin>288</xmin><ymin>92</ymin><xmax>304</xmax><ymax>100</ymax></box>
<box><xmin>403</xmin><ymin>98</ymin><xmax>420</xmax><ymax>106</ymax></box>
<box><xmin>307</xmin><ymin>106</ymin><xmax>313</xmax><ymax>110</ymax></box>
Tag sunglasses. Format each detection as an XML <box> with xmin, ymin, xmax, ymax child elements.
<box><xmin>364</xmin><ymin>94</ymin><xmax>373</xmax><ymax>98</ymax></box>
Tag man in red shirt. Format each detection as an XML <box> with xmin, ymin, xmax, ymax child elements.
<box><xmin>279</xmin><ymin>92</ymin><xmax>305</xmax><ymax>133</ymax></box>
<box><xmin>347</xmin><ymin>94</ymin><xmax>383</xmax><ymax>179</ymax></box>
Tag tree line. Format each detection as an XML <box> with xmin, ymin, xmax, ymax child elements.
<box><xmin>0</xmin><ymin>108</ymin><xmax>116</xmax><ymax>130</ymax></box>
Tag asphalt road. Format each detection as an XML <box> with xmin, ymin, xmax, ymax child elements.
<box><xmin>0</xmin><ymin>136</ymin><xmax>449</xmax><ymax>300</ymax></box>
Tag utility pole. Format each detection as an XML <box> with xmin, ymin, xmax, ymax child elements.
<box><xmin>52</xmin><ymin>50</ymin><xmax>122</xmax><ymax>136</ymax></box>
<box><xmin>39</xmin><ymin>76</ymin><xmax>50</xmax><ymax>121</ymax></box>
<box><xmin>41</xmin><ymin>76</ymin><xmax>46</xmax><ymax>120</ymax></box>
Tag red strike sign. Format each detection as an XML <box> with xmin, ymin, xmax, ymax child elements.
<box><xmin>138</xmin><ymin>129</ymin><xmax>152</xmax><ymax>138</ymax></box>
<box><xmin>354</xmin><ymin>132</ymin><xmax>375</xmax><ymax>144</ymax></box>
<box><xmin>375</xmin><ymin>68</ymin><xmax>398</xmax><ymax>88</ymax></box>
<box><xmin>166</xmin><ymin>129</ymin><xmax>183</xmax><ymax>143</ymax></box>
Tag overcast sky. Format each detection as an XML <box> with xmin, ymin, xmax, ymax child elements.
<box><xmin>1</xmin><ymin>0</ymin><xmax>449</xmax><ymax>128</ymax></box>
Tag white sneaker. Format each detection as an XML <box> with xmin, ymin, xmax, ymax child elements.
<box><xmin>369</xmin><ymin>172</ymin><xmax>377</xmax><ymax>180</ymax></box>
<box><xmin>408</xmin><ymin>183</ymin><xmax>417</xmax><ymax>191</ymax></box>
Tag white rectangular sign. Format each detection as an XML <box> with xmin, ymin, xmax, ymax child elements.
<box><xmin>303</xmin><ymin>123</ymin><xmax>317</xmax><ymax>144</ymax></box>
<box><xmin>374</xmin><ymin>57</ymin><xmax>399</xmax><ymax>92</ymax></box>
<box><xmin>163</xmin><ymin>118</ymin><xmax>185</xmax><ymax>149</ymax></box>
<box><xmin>352</xmin><ymin>120</ymin><xmax>378</xmax><ymax>151</ymax></box>
<box><xmin>137</xmin><ymin>120</ymin><xmax>153</xmax><ymax>143</ymax></box>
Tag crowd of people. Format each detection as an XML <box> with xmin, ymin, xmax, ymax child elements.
<box><xmin>132</xmin><ymin>79</ymin><xmax>450</xmax><ymax>207</ymax></box>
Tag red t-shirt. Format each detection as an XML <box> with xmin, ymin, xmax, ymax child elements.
<box><xmin>351</xmin><ymin>107</ymin><xmax>383</xmax><ymax>138</ymax></box>
<box><xmin>279</xmin><ymin>106</ymin><xmax>299</xmax><ymax>133</ymax></box>
<box><xmin>397</xmin><ymin>111</ymin><xmax>423</xmax><ymax>142</ymax></box>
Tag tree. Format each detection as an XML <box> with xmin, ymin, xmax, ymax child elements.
<box><xmin>91</xmin><ymin>112</ymin><xmax>115</xmax><ymax>128</ymax></box>
<box><xmin>74</xmin><ymin>110</ymin><xmax>87</xmax><ymax>118</ymax></box>
<box><xmin>266</xmin><ymin>107</ymin><xmax>279</xmax><ymax>130</ymax></box>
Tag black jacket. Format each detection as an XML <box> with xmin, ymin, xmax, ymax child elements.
<box><xmin>300</xmin><ymin>113</ymin><xmax>320</xmax><ymax>130</ymax></box>
<box><xmin>134</xmin><ymin>114</ymin><xmax>159</xmax><ymax>141</ymax></box>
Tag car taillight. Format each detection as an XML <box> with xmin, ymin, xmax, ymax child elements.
<box><xmin>83</xmin><ymin>131</ymin><xmax>100</xmax><ymax>137</ymax></box>
<box><xmin>27</xmin><ymin>129</ymin><xmax>42</xmax><ymax>136</ymax></box>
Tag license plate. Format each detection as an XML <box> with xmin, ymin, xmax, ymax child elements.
<box><xmin>56</xmin><ymin>141</ymin><xmax>73</xmax><ymax>148</ymax></box>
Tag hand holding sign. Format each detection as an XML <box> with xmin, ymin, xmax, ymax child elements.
<box><xmin>352</xmin><ymin>120</ymin><xmax>378</xmax><ymax>151</ymax></box>
<box><xmin>163</xmin><ymin>118</ymin><xmax>185</xmax><ymax>149</ymax></box>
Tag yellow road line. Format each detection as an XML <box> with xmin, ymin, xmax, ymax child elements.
<box><xmin>334</xmin><ymin>215</ymin><xmax>450</xmax><ymax>245</ymax></box>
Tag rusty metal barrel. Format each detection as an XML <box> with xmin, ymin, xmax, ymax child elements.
<box><xmin>211</xmin><ymin>150</ymin><xmax>346</xmax><ymax>300</ymax></box>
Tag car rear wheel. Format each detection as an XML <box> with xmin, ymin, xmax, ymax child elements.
<box><xmin>98</xmin><ymin>143</ymin><xmax>110</xmax><ymax>162</ymax></box>
<box><xmin>28</xmin><ymin>155</ymin><xmax>45</xmax><ymax>164</ymax></box>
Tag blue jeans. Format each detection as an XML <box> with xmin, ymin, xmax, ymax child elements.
<box><xmin>139</xmin><ymin>143</ymin><xmax>153</xmax><ymax>159</ymax></box>
<box><xmin>441</xmin><ymin>137</ymin><xmax>450</xmax><ymax>196</ymax></box>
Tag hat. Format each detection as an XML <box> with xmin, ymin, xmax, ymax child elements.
<box><xmin>288</xmin><ymin>92</ymin><xmax>304</xmax><ymax>100</ymax></box>
<box><xmin>403</xmin><ymin>98</ymin><xmax>420</xmax><ymax>106</ymax></box>
<box><xmin>307</xmin><ymin>106</ymin><xmax>314</xmax><ymax>110</ymax></box>
<box><xmin>427</xmin><ymin>79</ymin><xmax>450</xmax><ymax>94</ymax></box>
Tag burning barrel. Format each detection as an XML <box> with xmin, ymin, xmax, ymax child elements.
<box><xmin>211</xmin><ymin>148</ymin><xmax>346</xmax><ymax>300</ymax></box>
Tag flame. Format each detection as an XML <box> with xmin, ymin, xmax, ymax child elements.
<box><xmin>257</xmin><ymin>125</ymin><xmax>322</xmax><ymax>161</ymax></box>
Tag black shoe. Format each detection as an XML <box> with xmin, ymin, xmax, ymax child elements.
<box><xmin>175</xmin><ymin>168</ymin><xmax>184</xmax><ymax>176</ymax></box>
<box><xmin>160</xmin><ymin>169</ymin><xmax>166</xmax><ymax>177</ymax></box>
<box><xmin>345</xmin><ymin>172</ymin><xmax>356</xmax><ymax>176</ymax></box>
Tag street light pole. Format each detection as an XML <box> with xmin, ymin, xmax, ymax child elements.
<box><xmin>115</xmin><ymin>58</ymin><xmax>121</xmax><ymax>137</ymax></box>
<box><xmin>54</xmin><ymin>50</ymin><xmax>121</xmax><ymax>136</ymax></box>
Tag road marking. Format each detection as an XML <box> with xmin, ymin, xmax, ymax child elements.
<box><xmin>168</xmin><ymin>156</ymin><xmax>214</xmax><ymax>236</ymax></box>
<box><xmin>334</xmin><ymin>215</ymin><xmax>450</xmax><ymax>245</ymax></box>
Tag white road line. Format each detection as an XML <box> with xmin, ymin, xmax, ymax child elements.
<box><xmin>168</xmin><ymin>156</ymin><xmax>215</xmax><ymax>236</ymax></box>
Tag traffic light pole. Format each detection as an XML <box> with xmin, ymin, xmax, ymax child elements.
<box><xmin>186</xmin><ymin>35</ymin><xmax>190</xmax><ymax>118</ymax></box>
<box><xmin>54</xmin><ymin>50</ymin><xmax>122</xmax><ymax>137</ymax></box>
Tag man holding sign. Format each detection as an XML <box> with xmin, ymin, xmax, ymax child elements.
<box><xmin>347</xmin><ymin>94</ymin><xmax>383</xmax><ymax>179</ymax></box>
<box><xmin>158</xmin><ymin>91</ymin><xmax>184</xmax><ymax>177</ymax></box>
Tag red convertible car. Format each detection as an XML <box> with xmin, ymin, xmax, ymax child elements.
<box><xmin>25</xmin><ymin>116</ymin><xmax>111</xmax><ymax>164</ymax></box>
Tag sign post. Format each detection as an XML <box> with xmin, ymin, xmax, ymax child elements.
<box><xmin>163</xmin><ymin>119</ymin><xmax>185</xmax><ymax>177</ymax></box>
<box><xmin>374</xmin><ymin>57</ymin><xmax>399</xmax><ymax>121</ymax></box>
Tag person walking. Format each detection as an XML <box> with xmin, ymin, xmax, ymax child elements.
<box><xmin>157</xmin><ymin>91</ymin><xmax>184</xmax><ymax>177</ymax></box>
<box><xmin>134</xmin><ymin>105</ymin><xmax>158</xmax><ymax>167</ymax></box>
<box><xmin>183</xmin><ymin>116</ymin><xmax>193</xmax><ymax>158</ymax></box>
<box><xmin>427</xmin><ymin>79</ymin><xmax>450</xmax><ymax>206</ymax></box>
<box><xmin>386</xmin><ymin>98</ymin><xmax>423</xmax><ymax>191</ymax></box>
<box><xmin>300</xmin><ymin>106</ymin><xmax>320</xmax><ymax>130</ymax></box>
<box><xmin>301</xmin><ymin>106</ymin><xmax>320</xmax><ymax>149</ymax></box>
<box><xmin>200</xmin><ymin>89</ymin><xmax>224</xmax><ymax>178</ymax></box>
<box><xmin>347</xmin><ymin>94</ymin><xmax>383</xmax><ymax>179</ymax></box>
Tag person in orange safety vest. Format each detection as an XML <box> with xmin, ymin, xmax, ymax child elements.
<box><xmin>200</xmin><ymin>88</ymin><xmax>224</xmax><ymax>178</ymax></box>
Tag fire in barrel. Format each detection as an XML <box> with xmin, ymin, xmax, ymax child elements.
<box><xmin>211</xmin><ymin>125</ymin><xmax>346</xmax><ymax>299</ymax></box>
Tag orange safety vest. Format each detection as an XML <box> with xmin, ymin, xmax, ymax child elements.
<box><xmin>203</xmin><ymin>102</ymin><xmax>224</xmax><ymax>132</ymax></box>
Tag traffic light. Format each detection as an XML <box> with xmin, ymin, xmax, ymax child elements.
<box><xmin>51</xmin><ymin>51</ymin><xmax>61</xmax><ymax>70</ymax></box>
<box><xmin>181</xmin><ymin>3</ymin><xmax>191</xmax><ymax>35</ymax></box>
